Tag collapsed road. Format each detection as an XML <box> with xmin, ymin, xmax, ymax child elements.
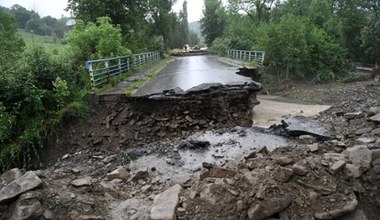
<box><xmin>133</xmin><ymin>55</ymin><xmax>253</xmax><ymax>96</ymax></box>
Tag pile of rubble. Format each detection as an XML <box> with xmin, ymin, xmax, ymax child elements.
<box><xmin>57</xmin><ymin>82</ymin><xmax>261</xmax><ymax>156</ymax></box>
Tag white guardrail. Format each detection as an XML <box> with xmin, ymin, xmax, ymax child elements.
<box><xmin>85</xmin><ymin>51</ymin><xmax>160</xmax><ymax>88</ymax></box>
<box><xmin>227</xmin><ymin>49</ymin><xmax>265</xmax><ymax>65</ymax></box>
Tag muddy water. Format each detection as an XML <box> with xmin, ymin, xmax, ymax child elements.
<box><xmin>252</xmin><ymin>95</ymin><xmax>331</xmax><ymax>128</ymax></box>
<box><xmin>129</xmin><ymin>95</ymin><xmax>330</xmax><ymax>183</ymax></box>
<box><xmin>129</xmin><ymin>128</ymin><xmax>292</xmax><ymax>182</ymax></box>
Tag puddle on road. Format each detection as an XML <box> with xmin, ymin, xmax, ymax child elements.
<box><xmin>252</xmin><ymin>95</ymin><xmax>331</xmax><ymax>128</ymax></box>
<box><xmin>129</xmin><ymin>128</ymin><xmax>292</xmax><ymax>183</ymax></box>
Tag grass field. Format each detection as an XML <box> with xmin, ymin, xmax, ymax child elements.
<box><xmin>18</xmin><ymin>29</ymin><xmax>68</xmax><ymax>52</ymax></box>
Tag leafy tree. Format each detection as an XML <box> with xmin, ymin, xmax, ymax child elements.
<box><xmin>0</xmin><ymin>11</ymin><xmax>25</xmax><ymax>69</ymax></box>
<box><xmin>67</xmin><ymin>17</ymin><xmax>127</xmax><ymax>60</ymax></box>
<box><xmin>0</xmin><ymin>43</ymin><xmax>88</xmax><ymax>170</ymax></box>
<box><xmin>25</xmin><ymin>17</ymin><xmax>48</xmax><ymax>35</ymax></box>
<box><xmin>189</xmin><ymin>31</ymin><xmax>201</xmax><ymax>46</ymax></box>
<box><xmin>66</xmin><ymin>0</ymin><xmax>147</xmax><ymax>36</ymax></box>
<box><xmin>53</xmin><ymin>17</ymin><xmax>71</xmax><ymax>39</ymax></box>
<box><xmin>66</xmin><ymin>0</ymin><xmax>180</xmax><ymax>51</ymax></box>
<box><xmin>256</xmin><ymin>15</ymin><xmax>345</xmax><ymax>81</ymax></box>
<box><xmin>10</xmin><ymin>4</ymin><xmax>39</xmax><ymax>29</ymax></box>
<box><xmin>333</xmin><ymin>0</ymin><xmax>366</xmax><ymax>60</ymax></box>
<box><xmin>361</xmin><ymin>14</ymin><xmax>380</xmax><ymax>64</ymax></box>
<box><xmin>146</xmin><ymin>0</ymin><xmax>176</xmax><ymax>49</ymax></box>
<box><xmin>200</xmin><ymin>0</ymin><xmax>227</xmax><ymax>46</ymax></box>
<box><xmin>178</xmin><ymin>0</ymin><xmax>189</xmax><ymax>45</ymax></box>
<box><xmin>42</xmin><ymin>16</ymin><xmax>57</xmax><ymax>26</ymax></box>
<box><xmin>362</xmin><ymin>0</ymin><xmax>380</xmax><ymax>15</ymax></box>
<box><xmin>227</xmin><ymin>0</ymin><xmax>276</xmax><ymax>24</ymax></box>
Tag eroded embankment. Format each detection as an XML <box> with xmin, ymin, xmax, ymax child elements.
<box><xmin>51</xmin><ymin>82</ymin><xmax>261</xmax><ymax>161</ymax></box>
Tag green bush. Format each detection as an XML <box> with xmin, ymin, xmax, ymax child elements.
<box><xmin>67</xmin><ymin>17</ymin><xmax>130</xmax><ymax>61</ymax></box>
<box><xmin>0</xmin><ymin>44</ymin><xmax>90</xmax><ymax>171</ymax></box>
<box><xmin>210</xmin><ymin>37</ymin><xmax>230</xmax><ymax>56</ymax></box>
<box><xmin>255</xmin><ymin>15</ymin><xmax>345</xmax><ymax>82</ymax></box>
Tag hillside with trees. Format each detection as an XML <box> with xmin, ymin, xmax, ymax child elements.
<box><xmin>0</xmin><ymin>4</ymin><xmax>70</xmax><ymax>42</ymax></box>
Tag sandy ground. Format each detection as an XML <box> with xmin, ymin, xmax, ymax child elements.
<box><xmin>252</xmin><ymin>95</ymin><xmax>331</xmax><ymax>128</ymax></box>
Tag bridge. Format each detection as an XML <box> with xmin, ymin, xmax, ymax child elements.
<box><xmin>81</xmin><ymin>50</ymin><xmax>265</xmax><ymax>147</ymax></box>
<box><xmin>85</xmin><ymin>49</ymin><xmax>265</xmax><ymax>91</ymax></box>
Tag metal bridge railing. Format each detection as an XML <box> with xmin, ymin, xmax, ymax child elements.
<box><xmin>227</xmin><ymin>49</ymin><xmax>266</xmax><ymax>65</ymax></box>
<box><xmin>85</xmin><ymin>51</ymin><xmax>160</xmax><ymax>88</ymax></box>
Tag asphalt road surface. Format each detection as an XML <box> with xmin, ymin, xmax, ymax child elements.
<box><xmin>133</xmin><ymin>55</ymin><xmax>252</xmax><ymax>96</ymax></box>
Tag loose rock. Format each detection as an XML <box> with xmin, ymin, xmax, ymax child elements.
<box><xmin>369</xmin><ymin>113</ymin><xmax>380</xmax><ymax>122</ymax></box>
<box><xmin>276</xmin><ymin>156</ymin><xmax>294</xmax><ymax>166</ymax></box>
<box><xmin>247</xmin><ymin>194</ymin><xmax>293</xmax><ymax>220</ymax></box>
<box><xmin>0</xmin><ymin>168</ymin><xmax>22</xmax><ymax>188</ymax></box>
<box><xmin>314</xmin><ymin>195</ymin><xmax>358</xmax><ymax>219</ymax></box>
<box><xmin>343</xmin><ymin>145</ymin><xmax>372</xmax><ymax>173</ymax></box>
<box><xmin>70</xmin><ymin>176</ymin><xmax>92</xmax><ymax>187</ymax></box>
<box><xmin>292</xmin><ymin>164</ymin><xmax>308</xmax><ymax>176</ymax></box>
<box><xmin>150</xmin><ymin>184</ymin><xmax>183</xmax><ymax>220</ymax></box>
<box><xmin>330</xmin><ymin>160</ymin><xmax>346</xmax><ymax>174</ymax></box>
<box><xmin>308</xmin><ymin>143</ymin><xmax>319</xmax><ymax>152</ymax></box>
<box><xmin>0</xmin><ymin>171</ymin><xmax>42</xmax><ymax>204</ymax></box>
<box><xmin>131</xmin><ymin>168</ymin><xmax>149</xmax><ymax>182</ymax></box>
<box><xmin>10</xmin><ymin>192</ymin><xmax>43</xmax><ymax>220</ymax></box>
<box><xmin>107</xmin><ymin>166</ymin><xmax>129</xmax><ymax>181</ymax></box>
<box><xmin>273</xmin><ymin>167</ymin><xmax>293</xmax><ymax>183</ymax></box>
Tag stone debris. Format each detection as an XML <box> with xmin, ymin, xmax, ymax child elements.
<box><xmin>150</xmin><ymin>184</ymin><xmax>182</xmax><ymax>220</ymax></box>
<box><xmin>0</xmin><ymin>81</ymin><xmax>379</xmax><ymax>219</ymax></box>
<box><xmin>369</xmin><ymin>113</ymin><xmax>380</xmax><ymax>122</ymax></box>
<box><xmin>70</xmin><ymin>176</ymin><xmax>92</xmax><ymax>187</ymax></box>
<box><xmin>42</xmin><ymin>209</ymin><xmax>55</xmax><ymax>220</ymax></box>
<box><xmin>355</xmin><ymin>127</ymin><xmax>373</xmax><ymax>135</ymax></box>
<box><xmin>343</xmin><ymin>145</ymin><xmax>372</xmax><ymax>173</ymax></box>
<box><xmin>372</xmin><ymin>149</ymin><xmax>380</xmax><ymax>161</ymax></box>
<box><xmin>200</xmin><ymin>164</ymin><xmax>237</xmax><ymax>180</ymax></box>
<box><xmin>131</xmin><ymin>168</ymin><xmax>149</xmax><ymax>182</ymax></box>
<box><xmin>368</xmin><ymin>107</ymin><xmax>380</xmax><ymax>116</ymax></box>
<box><xmin>247</xmin><ymin>194</ymin><xmax>293</xmax><ymax>220</ymax></box>
<box><xmin>0</xmin><ymin>171</ymin><xmax>42</xmax><ymax>204</ymax></box>
<box><xmin>112</xmin><ymin>199</ymin><xmax>152</xmax><ymax>220</ymax></box>
<box><xmin>0</xmin><ymin>168</ymin><xmax>22</xmax><ymax>188</ymax></box>
<box><xmin>10</xmin><ymin>191</ymin><xmax>43</xmax><ymax>220</ymax></box>
<box><xmin>314</xmin><ymin>195</ymin><xmax>358</xmax><ymax>219</ymax></box>
<box><xmin>343</xmin><ymin>112</ymin><xmax>363</xmax><ymax>120</ymax></box>
<box><xmin>357</xmin><ymin>137</ymin><xmax>376</xmax><ymax>144</ymax></box>
<box><xmin>292</xmin><ymin>163</ymin><xmax>308</xmax><ymax>176</ymax></box>
<box><xmin>243</xmin><ymin>171</ymin><xmax>260</xmax><ymax>186</ymax></box>
<box><xmin>276</xmin><ymin>156</ymin><xmax>294</xmax><ymax>166</ymax></box>
<box><xmin>107</xmin><ymin>166</ymin><xmax>129</xmax><ymax>181</ymax></box>
<box><xmin>344</xmin><ymin>164</ymin><xmax>361</xmax><ymax>178</ymax></box>
<box><xmin>299</xmin><ymin>135</ymin><xmax>317</xmax><ymax>144</ymax></box>
<box><xmin>273</xmin><ymin>167</ymin><xmax>293</xmax><ymax>182</ymax></box>
<box><xmin>308</xmin><ymin>143</ymin><xmax>319</xmax><ymax>152</ymax></box>
<box><xmin>330</xmin><ymin>160</ymin><xmax>346</xmax><ymax>174</ymax></box>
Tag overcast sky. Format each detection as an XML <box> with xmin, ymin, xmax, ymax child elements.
<box><xmin>0</xmin><ymin>0</ymin><xmax>204</xmax><ymax>22</ymax></box>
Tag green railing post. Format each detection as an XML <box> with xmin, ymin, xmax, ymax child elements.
<box><xmin>88</xmin><ymin>63</ymin><xmax>95</xmax><ymax>89</ymax></box>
